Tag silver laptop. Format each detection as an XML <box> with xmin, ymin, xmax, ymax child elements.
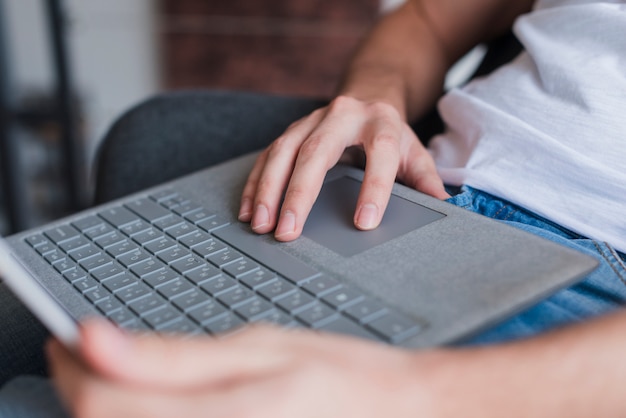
<box><xmin>0</xmin><ymin>152</ymin><xmax>598</xmax><ymax>349</ymax></box>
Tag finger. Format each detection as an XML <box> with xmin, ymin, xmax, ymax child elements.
<box><xmin>77</xmin><ymin>321</ymin><xmax>297</xmax><ymax>389</ymax></box>
<box><xmin>353</xmin><ymin>118</ymin><xmax>402</xmax><ymax>230</ymax></box>
<box><xmin>399</xmin><ymin>129</ymin><xmax>450</xmax><ymax>199</ymax></box>
<box><xmin>249</xmin><ymin>111</ymin><xmax>325</xmax><ymax>234</ymax></box>
<box><xmin>273</xmin><ymin>107</ymin><xmax>364</xmax><ymax>241</ymax></box>
<box><xmin>238</xmin><ymin>150</ymin><xmax>269</xmax><ymax>222</ymax></box>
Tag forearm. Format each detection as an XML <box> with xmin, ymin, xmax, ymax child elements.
<box><xmin>338</xmin><ymin>1</ymin><xmax>449</xmax><ymax>122</ymax></box>
<box><xmin>420</xmin><ymin>310</ymin><xmax>626</xmax><ymax>417</ymax></box>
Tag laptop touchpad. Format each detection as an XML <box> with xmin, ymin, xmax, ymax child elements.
<box><xmin>302</xmin><ymin>177</ymin><xmax>445</xmax><ymax>257</ymax></box>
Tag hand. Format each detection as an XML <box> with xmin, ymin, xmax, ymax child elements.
<box><xmin>238</xmin><ymin>96</ymin><xmax>449</xmax><ymax>241</ymax></box>
<box><xmin>48</xmin><ymin>321</ymin><xmax>436</xmax><ymax>418</ymax></box>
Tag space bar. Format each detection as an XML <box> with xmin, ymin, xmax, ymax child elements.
<box><xmin>212</xmin><ymin>224</ymin><xmax>319</xmax><ymax>284</ymax></box>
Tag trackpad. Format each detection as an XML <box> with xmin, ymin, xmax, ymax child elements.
<box><xmin>302</xmin><ymin>177</ymin><xmax>445</xmax><ymax>257</ymax></box>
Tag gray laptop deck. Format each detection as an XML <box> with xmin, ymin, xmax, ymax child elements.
<box><xmin>3</xmin><ymin>152</ymin><xmax>598</xmax><ymax>348</ymax></box>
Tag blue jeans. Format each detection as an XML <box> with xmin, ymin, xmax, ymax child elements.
<box><xmin>447</xmin><ymin>187</ymin><xmax>626</xmax><ymax>345</ymax></box>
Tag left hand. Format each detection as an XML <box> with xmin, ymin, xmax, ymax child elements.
<box><xmin>48</xmin><ymin>320</ymin><xmax>437</xmax><ymax>418</ymax></box>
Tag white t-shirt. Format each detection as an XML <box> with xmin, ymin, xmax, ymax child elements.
<box><xmin>429</xmin><ymin>0</ymin><xmax>626</xmax><ymax>253</ymax></box>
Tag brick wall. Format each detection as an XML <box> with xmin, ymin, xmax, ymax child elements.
<box><xmin>160</xmin><ymin>0</ymin><xmax>379</xmax><ymax>97</ymax></box>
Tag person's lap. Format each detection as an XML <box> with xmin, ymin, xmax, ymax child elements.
<box><xmin>1</xmin><ymin>90</ymin><xmax>624</xmax><ymax>410</ymax></box>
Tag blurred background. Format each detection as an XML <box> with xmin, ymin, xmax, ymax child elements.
<box><xmin>0</xmin><ymin>0</ymin><xmax>480</xmax><ymax>235</ymax></box>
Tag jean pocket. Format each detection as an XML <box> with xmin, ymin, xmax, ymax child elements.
<box><xmin>594</xmin><ymin>241</ymin><xmax>626</xmax><ymax>281</ymax></box>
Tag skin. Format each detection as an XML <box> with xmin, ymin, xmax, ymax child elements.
<box><xmin>47</xmin><ymin>0</ymin><xmax>626</xmax><ymax>416</ymax></box>
<box><xmin>49</xmin><ymin>313</ymin><xmax>626</xmax><ymax>418</ymax></box>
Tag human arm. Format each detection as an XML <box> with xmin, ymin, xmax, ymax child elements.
<box><xmin>49</xmin><ymin>311</ymin><xmax>626</xmax><ymax>418</ymax></box>
<box><xmin>238</xmin><ymin>0</ymin><xmax>533</xmax><ymax>241</ymax></box>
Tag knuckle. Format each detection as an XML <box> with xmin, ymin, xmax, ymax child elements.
<box><xmin>371</xmin><ymin>133</ymin><xmax>399</xmax><ymax>150</ymax></box>
<box><xmin>267</xmin><ymin>135</ymin><xmax>291</xmax><ymax>158</ymax></box>
<box><xmin>283</xmin><ymin>186</ymin><xmax>308</xmax><ymax>203</ymax></box>
<box><xmin>298</xmin><ymin>135</ymin><xmax>327</xmax><ymax>161</ymax></box>
<box><xmin>254</xmin><ymin>177</ymin><xmax>275</xmax><ymax>198</ymax></box>
<box><xmin>329</xmin><ymin>95</ymin><xmax>357</xmax><ymax>112</ymax></box>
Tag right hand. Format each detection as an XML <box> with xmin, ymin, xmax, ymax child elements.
<box><xmin>238</xmin><ymin>95</ymin><xmax>449</xmax><ymax>242</ymax></box>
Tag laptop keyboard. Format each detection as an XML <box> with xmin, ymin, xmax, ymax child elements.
<box><xmin>24</xmin><ymin>190</ymin><xmax>423</xmax><ymax>344</ymax></box>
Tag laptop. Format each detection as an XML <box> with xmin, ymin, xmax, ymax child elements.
<box><xmin>0</xmin><ymin>152</ymin><xmax>598</xmax><ymax>349</ymax></box>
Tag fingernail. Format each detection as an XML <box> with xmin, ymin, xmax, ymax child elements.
<box><xmin>356</xmin><ymin>203</ymin><xmax>378</xmax><ymax>230</ymax></box>
<box><xmin>238</xmin><ymin>198</ymin><xmax>252</xmax><ymax>221</ymax></box>
<box><xmin>275</xmin><ymin>211</ymin><xmax>296</xmax><ymax>238</ymax></box>
<box><xmin>251</xmin><ymin>204</ymin><xmax>270</xmax><ymax>230</ymax></box>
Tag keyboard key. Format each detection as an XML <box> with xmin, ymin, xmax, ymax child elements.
<box><xmin>160</xmin><ymin>196</ymin><xmax>187</xmax><ymax>209</ymax></box>
<box><xmin>207</xmin><ymin>249</ymin><xmax>243</xmax><ymax>268</ymax></box>
<box><xmin>157</xmin><ymin>278</ymin><xmax>195</xmax><ymax>300</ymax></box>
<box><xmin>171</xmin><ymin>288</ymin><xmax>211</xmax><ymax>312</ymax></box>
<box><xmin>197</xmin><ymin>216</ymin><xmax>230</xmax><ymax>232</ymax></box>
<box><xmin>63</xmin><ymin>269</ymin><xmax>87</xmax><ymax>283</ymax></box>
<box><xmin>73</xmin><ymin>277</ymin><xmax>99</xmax><ymax>293</ymax></box>
<box><xmin>256</xmin><ymin>309</ymin><xmax>296</xmax><ymax>327</ymax></box>
<box><xmin>187</xmin><ymin>300</ymin><xmax>229</xmax><ymax>325</ymax></box>
<box><xmin>71</xmin><ymin>215</ymin><xmax>104</xmax><ymax>232</ymax></box>
<box><xmin>115</xmin><ymin>282</ymin><xmax>153</xmax><ymax>304</ymax></box>
<box><xmin>54</xmin><ymin>259</ymin><xmax>77</xmax><ymax>274</ymax></box>
<box><xmin>301</xmin><ymin>275</ymin><xmax>342</xmax><ymax>296</ymax></box>
<box><xmin>157</xmin><ymin>317</ymin><xmax>202</xmax><ymax>335</ymax></box>
<box><xmin>85</xmin><ymin>223</ymin><xmax>116</xmax><ymax>240</ymax></box>
<box><xmin>118</xmin><ymin>248</ymin><xmax>151</xmax><ymax>267</ymax></box>
<box><xmin>217</xmin><ymin>285</ymin><xmax>255</xmax><ymax>308</ymax></box>
<box><xmin>44</xmin><ymin>225</ymin><xmax>80</xmax><ymax>244</ymax></box>
<box><xmin>165</xmin><ymin>222</ymin><xmax>197</xmax><ymax>239</ymax></box>
<box><xmin>321</xmin><ymin>287</ymin><xmax>365</xmax><ymax>310</ymax></box>
<box><xmin>239</xmin><ymin>268</ymin><xmax>277</xmax><ymax>290</ymax></box>
<box><xmin>132</xmin><ymin>228</ymin><xmax>163</xmax><ymax>245</ymax></box>
<box><xmin>143</xmin><ymin>269</ymin><xmax>179</xmax><ymax>288</ymax></box>
<box><xmin>44</xmin><ymin>251</ymin><xmax>65</xmax><ymax>265</ymax></box>
<box><xmin>35</xmin><ymin>243</ymin><xmax>57</xmax><ymax>256</ymax></box>
<box><xmin>296</xmin><ymin>302</ymin><xmax>338</xmax><ymax>327</ymax></box>
<box><xmin>235</xmin><ymin>297</ymin><xmax>274</xmax><ymax>321</ymax></box>
<box><xmin>257</xmin><ymin>279</ymin><xmax>296</xmax><ymax>301</ymax></box>
<box><xmin>84</xmin><ymin>287</ymin><xmax>111</xmax><ymax>303</ymax></box>
<box><xmin>185</xmin><ymin>209</ymin><xmax>214</xmax><ymax>224</ymax></box>
<box><xmin>204</xmin><ymin>312</ymin><xmax>245</xmax><ymax>335</ymax></box>
<box><xmin>192</xmin><ymin>239</ymin><xmax>227</xmax><ymax>258</ymax></box>
<box><xmin>156</xmin><ymin>245</ymin><xmax>190</xmax><ymax>265</ymax></box>
<box><xmin>172</xmin><ymin>201</ymin><xmax>203</xmax><ymax>217</ymax></box>
<box><xmin>107</xmin><ymin>307</ymin><xmax>137</xmax><ymax>327</ymax></box>
<box><xmin>366</xmin><ymin>311</ymin><xmax>422</xmax><ymax>343</ymax></box>
<box><xmin>145</xmin><ymin>236</ymin><xmax>177</xmax><ymax>254</ymax></box>
<box><xmin>25</xmin><ymin>234</ymin><xmax>48</xmax><ymax>248</ymax></box>
<box><xmin>79</xmin><ymin>254</ymin><xmax>114</xmax><ymax>272</ymax></box>
<box><xmin>320</xmin><ymin>316</ymin><xmax>380</xmax><ymax>342</ymax></box>
<box><xmin>128</xmin><ymin>293</ymin><xmax>167</xmax><ymax>316</ymax></box>
<box><xmin>125</xmin><ymin>198</ymin><xmax>171</xmax><ymax>222</ymax></box>
<box><xmin>96</xmin><ymin>297</ymin><xmax>124</xmax><ymax>315</ymax></box>
<box><xmin>94</xmin><ymin>231</ymin><xmax>126</xmax><ymax>249</ymax></box>
<box><xmin>200</xmin><ymin>275</ymin><xmax>238</xmax><ymax>296</ymax></box>
<box><xmin>223</xmin><ymin>257</ymin><xmax>260</xmax><ymax>278</ymax></box>
<box><xmin>68</xmin><ymin>243</ymin><xmax>101</xmax><ymax>262</ymax></box>
<box><xmin>106</xmin><ymin>240</ymin><xmax>137</xmax><ymax>258</ymax></box>
<box><xmin>178</xmin><ymin>230</ymin><xmax>212</xmax><ymax>248</ymax></box>
<box><xmin>344</xmin><ymin>299</ymin><xmax>388</xmax><ymax>324</ymax></box>
<box><xmin>98</xmin><ymin>207</ymin><xmax>138</xmax><ymax>228</ymax></box>
<box><xmin>184</xmin><ymin>264</ymin><xmax>221</xmax><ymax>285</ymax></box>
<box><xmin>102</xmin><ymin>272</ymin><xmax>138</xmax><ymax>292</ymax></box>
<box><xmin>143</xmin><ymin>305</ymin><xmax>182</xmax><ymax>329</ymax></box>
<box><xmin>149</xmin><ymin>189</ymin><xmax>177</xmax><ymax>202</ymax></box>
<box><xmin>153</xmin><ymin>215</ymin><xmax>184</xmax><ymax>231</ymax></box>
<box><xmin>130</xmin><ymin>258</ymin><xmax>165</xmax><ymax>278</ymax></box>
<box><xmin>59</xmin><ymin>236</ymin><xmax>90</xmax><ymax>253</ymax></box>
<box><xmin>170</xmin><ymin>254</ymin><xmax>206</xmax><ymax>275</ymax></box>
<box><xmin>91</xmin><ymin>262</ymin><xmax>125</xmax><ymax>282</ymax></box>
<box><xmin>275</xmin><ymin>289</ymin><xmax>316</xmax><ymax>314</ymax></box>
<box><xmin>120</xmin><ymin>220</ymin><xmax>152</xmax><ymax>236</ymax></box>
